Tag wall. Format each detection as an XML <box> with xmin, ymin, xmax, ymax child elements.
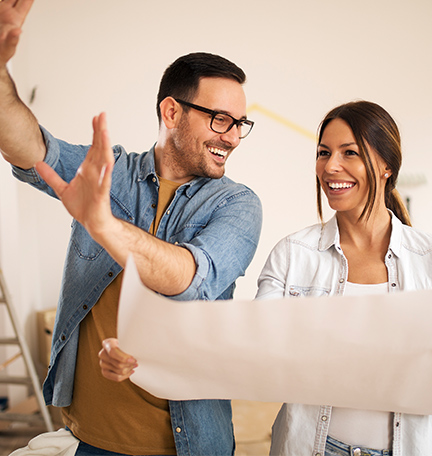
<box><xmin>1</xmin><ymin>0</ymin><xmax>431</xmax><ymax>402</ymax></box>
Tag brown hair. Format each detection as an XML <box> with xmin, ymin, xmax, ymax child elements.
<box><xmin>316</xmin><ymin>100</ymin><xmax>411</xmax><ymax>226</ymax></box>
<box><xmin>156</xmin><ymin>52</ymin><xmax>246</xmax><ymax>124</ymax></box>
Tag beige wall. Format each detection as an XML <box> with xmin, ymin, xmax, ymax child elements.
<box><xmin>1</xmin><ymin>0</ymin><xmax>431</xmax><ymax>402</ymax></box>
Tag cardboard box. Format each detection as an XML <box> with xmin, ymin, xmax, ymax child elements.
<box><xmin>36</xmin><ymin>309</ymin><xmax>56</xmax><ymax>367</ymax></box>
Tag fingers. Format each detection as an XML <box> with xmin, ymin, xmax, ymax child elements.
<box><xmin>0</xmin><ymin>0</ymin><xmax>34</xmax><ymax>65</ymax></box>
<box><xmin>14</xmin><ymin>0</ymin><xmax>34</xmax><ymax>19</ymax></box>
<box><xmin>99</xmin><ymin>338</ymin><xmax>138</xmax><ymax>382</ymax></box>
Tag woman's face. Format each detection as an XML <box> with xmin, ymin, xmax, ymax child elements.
<box><xmin>316</xmin><ymin>118</ymin><xmax>389</xmax><ymax>217</ymax></box>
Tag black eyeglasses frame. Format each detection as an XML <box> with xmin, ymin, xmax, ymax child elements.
<box><xmin>174</xmin><ymin>98</ymin><xmax>254</xmax><ymax>139</ymax></box>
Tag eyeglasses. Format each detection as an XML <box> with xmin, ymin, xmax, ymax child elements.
<box><xmin>174</xmin><ymin>99</ymin><xmax>254</xmax><ymax>139</ymax></box>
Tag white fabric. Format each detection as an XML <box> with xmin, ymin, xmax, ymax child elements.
<box><xmin>9</xmin><ymin>428</ymin><xmax>79</xmax><ymax>456</ymax></box>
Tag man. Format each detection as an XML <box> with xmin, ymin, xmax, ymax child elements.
<box><xmin>0</xmin><ymin>1</ymin><xmax>262</xmax><ymax>455</ymax></box>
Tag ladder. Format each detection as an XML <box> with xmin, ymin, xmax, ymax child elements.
<box><xmin>0</xmin><ymin>268</ymin><xmax>54</xmax><ymax>431</ymax></box>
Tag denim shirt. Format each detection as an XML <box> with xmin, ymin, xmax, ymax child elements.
<box><xmin>12</xmin><ymin>126</ymin><xmax>262</xmax><ymax>456</ymax></box>
<box><xmin>257</xmin><ymin>213</ymin><xmax>432</xmax><ymax>456</ymax></box>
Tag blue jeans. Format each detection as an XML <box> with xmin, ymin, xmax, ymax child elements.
<box><xmin>325</xmin><ymin>435</ymin><xmax>392</xmax><ymax>456</ymax></box>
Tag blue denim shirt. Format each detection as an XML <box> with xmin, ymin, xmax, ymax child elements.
<box><xmin>12</xmin><ymin>126</ymin><xmax>262</xmax><ymax>456</ymax></box>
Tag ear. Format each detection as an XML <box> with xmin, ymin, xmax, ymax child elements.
<box><xmin>383</xmin><ymin>166</ymin><xmax>393</xmax><ymax>179</ymax></box>
<box><xmin>159</xmin><ymin>97</ymin><xmax>182</xmax><ymax>129</ymax></box>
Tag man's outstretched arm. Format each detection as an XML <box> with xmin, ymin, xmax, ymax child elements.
<box><xmin>0</xmin><ymin>0</ymin><xmax>46</xmax><ymax>169</ymax></box>
<box><xmin>36</xmin><ymin>113</ymin><xmax>197</xmax><ymax>297</ymax></box>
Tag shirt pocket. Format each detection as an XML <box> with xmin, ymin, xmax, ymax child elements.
<box><xmin>70</xmin><ymin>220</ymin><xmax>104</xmax><ymax>261</ymax></box>
<box><xmin>287</xmin><ymin>285</ymin><xmax>330</xmax><ymax>298</ymax></box>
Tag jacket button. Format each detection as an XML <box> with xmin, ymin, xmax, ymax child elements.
<box><xmin>175</xmin><ymin>427</ymin><xmax>182</xmax><ymax>433</ymax></box>
<box><xmin>61</xmin><ymin>335</ymin><xmax>66</xmax><ymax>341</ymax></box>
<box><xmin>108</xmin><ymin>272</ymin><xmax>113</xmax><ymax>277</ymax></box>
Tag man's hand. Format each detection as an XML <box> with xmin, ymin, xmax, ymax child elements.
<box><xmin>35</xmin><ymin>113</ymin><xmax>116</xmax><ymax>239</ymax></box>
<box><xmin>99</xmin><ymin>338</ymin><xmax>138</xmax><ymax>382</ymax></box>
<box><xmin>0</xmin><ymin>0</ymin><xmax>34</xmax><ymax>66</ymax></box>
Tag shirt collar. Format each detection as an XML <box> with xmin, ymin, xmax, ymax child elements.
<box><xmin>318</xmin><ymin>210</ymin><xmax>403</xmax><ymax>257</ymax></box>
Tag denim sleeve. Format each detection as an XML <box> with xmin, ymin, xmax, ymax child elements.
<box><xmin>12</xmin><ymin>126</ymin><xmax>123</xmax><ymax>199</ymax></box>
<box><xmin>172</xmin><ymin>189</ymin><xmax>262</xmax><ymax>302</ymax></box>
<box><xmin>11</xmin><ymin>126</ymin><xmax>91</xmax><ymax>199</ymax></box>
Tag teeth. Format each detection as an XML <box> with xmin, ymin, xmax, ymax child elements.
<box><xmin>208</xmin><ymin>146</ymin><xmax>227</xmax><ymax>158</ymax></box>
<box><xmin>329</xmin><ymin>182</ymin><xmax>354</xmax><ymax>189</ymax></box>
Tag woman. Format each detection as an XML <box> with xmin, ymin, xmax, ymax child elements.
<box><xmin>256</xmin><ymin>101</ymin><xmax>432</xmax><ymax>456</ymax></box>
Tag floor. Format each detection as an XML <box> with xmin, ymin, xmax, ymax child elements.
<box><xmin>0</xmin><ymin>400</ymin><xmax>281</xmax><ymax>456</ymax></box>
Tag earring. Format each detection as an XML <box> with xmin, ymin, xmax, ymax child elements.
<box><xmin>384</xmin><ymin>173</ymin><xmax>389</xmax><ymax>178</ymax></box>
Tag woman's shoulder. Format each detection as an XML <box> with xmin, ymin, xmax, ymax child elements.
<box><xmin>273</xmin><ymin>221</ymin><xmax>326</xmax><ymax>253</ymax></box>
<box><xmin>399</xmin><ymin>222</ymin><xmax>432</xmax><ymax>255</ymax></box>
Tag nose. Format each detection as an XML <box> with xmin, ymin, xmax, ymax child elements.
<box><xmin>219</xmin><ymin>125</ymin><xmax>241</xmax><ymax>148</ymax></box>
<box><xmin>324</xmin><ymin>152</ymin><xmax>343</xmax><ymax>174</ymax></box>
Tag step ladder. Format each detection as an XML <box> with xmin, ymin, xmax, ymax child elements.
<box><xmin>0</xmin><ymin>267</ymin><xmax>54</xmax><ymax>431</ymax></box>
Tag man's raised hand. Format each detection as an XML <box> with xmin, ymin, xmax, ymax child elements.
<box><xmin>35</xmin><ymin>113</ymin><xmax>116</xmax><ymax>239</ymax></box>
<box><xmin>0</xmin><ymin>0</ymin><xmax>34</xmax><ymax>66</ymax></box>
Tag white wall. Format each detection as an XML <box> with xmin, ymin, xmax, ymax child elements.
<box><xmin>1</xmin><ymin>0</ymin><xmax>431</xmax><ymax>400</ymax></box>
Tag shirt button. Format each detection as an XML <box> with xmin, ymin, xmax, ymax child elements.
<box><xmin>175</xmin><ymin>427</ymin><xmax>182</xmax><ymax>433</ymax></box>
<box><xmin>174</xmin><ymin>241</ymin><xmax>179</xmax><ymax>245</ymax></box>
<box><xmin>353</xmin><ymin>449</ymin><xmax>361</xmax><ymax>456</ymax></box>
<box><xmin>321</xmin><ymin>415</ymin><xmax>328</xmax><ymax>421</ymax></box>
<box><xmin>339</xmin><ymin>278</ymin><xmax>344</xmax><ymax>283</ymax></box>
<box><xmin>391</xmin><ymin>283</ymin><xmax>397</xmax><ymax>287</ymax></box>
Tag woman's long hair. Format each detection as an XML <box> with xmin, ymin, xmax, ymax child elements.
<box><xmin>316</xmin><ymin>100</ymin><xmax>411</xmax><ymax>226</ymax></box>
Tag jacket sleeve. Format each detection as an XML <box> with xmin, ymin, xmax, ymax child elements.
<box><xmin>172</xmin><ymin>189</ymin><xmax>262</xmax><ymax>301</ymax></box>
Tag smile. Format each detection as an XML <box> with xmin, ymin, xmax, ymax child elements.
<box><xmin>208</xmin><ymin>146</ymin><xmax>228</xmax><ymax>158</ymax></box>
<box><xmin>328</xmin><ymin>182</ymin><xmax>355</xmax><ymax>190</ymax></box>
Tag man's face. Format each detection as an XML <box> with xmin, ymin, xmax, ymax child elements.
<box><xmin>169</xmin><ymin>77</ymin><xmax>247</xmax><ymax>182</ymax></box>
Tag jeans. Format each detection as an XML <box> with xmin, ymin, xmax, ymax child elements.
<box><xmin>325</xmin><ymin>435</ymin><xmax>392</xmax><ymax>456</ymax></box>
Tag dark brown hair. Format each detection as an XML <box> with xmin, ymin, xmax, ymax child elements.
<box><xmin>156</xmin><ymin>52</ymin><xmax>246</xmax><ymax>124</ymax></box>
<box><xmin>316</xmin><ymin>100</ymin><xmax>411</xmax><ymax>226</ymax></box>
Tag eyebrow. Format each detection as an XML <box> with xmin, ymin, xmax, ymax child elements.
<box><xmin>318</xmin><ymin>142</ymin><xmax>357</xmax><ymax>149</ymax></box>
<box><xmin>215</xmin><ymin>109</ymin><xmax>248</xmax><ymax>121</ymax></box>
